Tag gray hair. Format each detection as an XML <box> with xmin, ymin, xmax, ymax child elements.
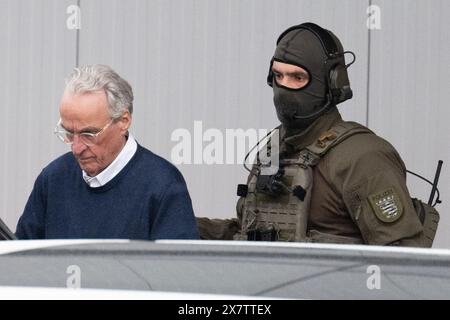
<box><xmin>64</xmin><ymin>64</ymin><xmax>133</xmax><ymax>118</ymax></box>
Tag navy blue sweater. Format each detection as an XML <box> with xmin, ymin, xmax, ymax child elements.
<box><xmin>16</xmin><ymin>145</ymin><xmax>199</xmax><ymax>240</ymax></box>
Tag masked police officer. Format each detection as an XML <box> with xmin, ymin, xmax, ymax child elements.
<box><xmin>198</xmin><ymin>22</ymin><xmax>438</xmax><ymax>247</ymax></box>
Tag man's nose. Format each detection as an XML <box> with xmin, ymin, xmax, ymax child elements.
<box><xmin>279</xmin><ymin>77</ymin><xmax>293</xmax><ymax>88</ymax></box>
<box><xmin>71</xmin><ymin>136</ymin><xmax>87</xmax><ymax>156</ymax></box>
<box><xmin>280</xmin><ymin>78</ymin><xmax>297</xmax><ymax>89</ymax></box>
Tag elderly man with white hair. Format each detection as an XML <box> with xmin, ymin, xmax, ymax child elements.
<box><xmin>16</xmin><ymin>65</ymin><xmax>199</xmax><ymax>240</ymax></box>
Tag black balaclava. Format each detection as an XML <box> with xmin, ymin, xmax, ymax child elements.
<box><xmin>269</xmin><ymin>26</ymin><xmax>347</xmax><ymax>131</ymax></box>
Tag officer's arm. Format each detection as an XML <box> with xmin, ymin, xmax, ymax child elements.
<box><xmin>338</xmin><ymin>142</ymin><xmax>425</xmax><ymax>247</ymax></box>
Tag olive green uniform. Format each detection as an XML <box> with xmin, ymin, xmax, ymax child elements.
<box><xmin>272</xmin><ymin>109</ymin><xmax>425</xmax><ymax>246</ymax></box>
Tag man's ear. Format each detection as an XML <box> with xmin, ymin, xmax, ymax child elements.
<box><xmin>118</xmin><ymin>110</ymin><xmax>132</xmax><ymax>135</ymax></box>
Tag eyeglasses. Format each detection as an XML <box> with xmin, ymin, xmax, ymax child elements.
<box><xmin>54</xmin><ymin>118</ymin><xmax>114</xmax><ymax>146</ymax></box>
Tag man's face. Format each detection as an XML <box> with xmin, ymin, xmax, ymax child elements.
<box><xmin>59</xmin><ymin>91</ymin><xmax>131</xmax><ymax>176</ymax></box>
<box><xmin>272</xmin><ymin>61</ymin><xmax>310</xmax><ymax>89</ymax></box>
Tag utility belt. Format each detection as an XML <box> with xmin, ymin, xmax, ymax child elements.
<box><xmin>240</xmin><ymin>196</ymin><xmax>440</xmax><ymax>246</ymax></box>
<box><xmin>245</xmin><ymin>228</ymin><xmax>363</xmax><ymax>244</ymax></box>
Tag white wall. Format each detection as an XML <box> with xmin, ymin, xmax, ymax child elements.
<box><xmin>0</xmin><ymin>0</ymin><xmax>448</xmax><ymax>247</ymax></box>
<box><xmin>0</xmin><ymin>0</ymin><xmax>74</xmax><ymax>229</ymax></box>
<box><xmin>368</xmin><ymin>0</ymin><xmax>450</xmax><ymax>247</ymax></box>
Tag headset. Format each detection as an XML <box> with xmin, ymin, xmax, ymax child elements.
<box><xmin>267</xmin><ymin>22</ymin><xmax>355</xmax><ymax>106</ymax></box>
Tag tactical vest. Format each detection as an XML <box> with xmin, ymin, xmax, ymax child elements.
<box><xmin>236</xmin><ymin>121</ymin><xmax>440</xmax><ymax>246</ymax></box>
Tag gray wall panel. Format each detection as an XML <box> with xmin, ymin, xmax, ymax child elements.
<box><xmin>369</xmin><ymin>0</ymin><xmax>450</xmax><ymax>247</ymax></box>
<box><xmin>0</xmin><ymin>0</ymin><xmax>76</xmax><ymax>229</ymax></box>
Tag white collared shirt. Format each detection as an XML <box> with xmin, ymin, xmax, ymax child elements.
<box><xmin>82</xmin><ymin>134</ymin><xmax>138</xmax><ymax>188</ymax></box>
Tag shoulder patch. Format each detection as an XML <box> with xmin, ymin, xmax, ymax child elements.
<box><xmin>368</xmin><ymin>188</ymin><xmax>403</xmax><ymax>223</ymax></box>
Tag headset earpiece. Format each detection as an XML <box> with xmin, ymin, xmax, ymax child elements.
<box><xmin>329</xmin><ymin>63</ymin><xmax>353</xmax><ymax>104</ymax></box>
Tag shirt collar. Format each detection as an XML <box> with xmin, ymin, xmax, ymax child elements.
<box><xmin>82</xmin><ymin>134</ymin><xmax>138</xmax><ymax>188</ymax></box>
